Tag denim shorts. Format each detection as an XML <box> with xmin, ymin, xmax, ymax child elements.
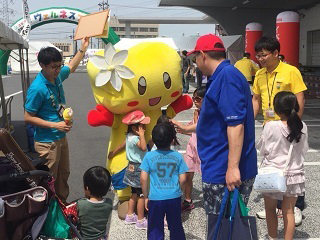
<box><xmin>123</xmin><ymin>162</ymin><xmax>141</xmax><ymax>188</ymax></box>
<box><xmin>202</xmin><ymin>178</ymin><xmax>255</xmax><ymax>215</ymax></box>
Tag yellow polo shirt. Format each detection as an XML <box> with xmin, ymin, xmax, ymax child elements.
<box><xmin>234</xmin><ymin>57</ymin><xmax>260</xmax><ymax>82</ymax></box>
<box><xmin>252</xmin><ymin>61</ymin><xmax>307</xmax><ymax>121</ymax></box>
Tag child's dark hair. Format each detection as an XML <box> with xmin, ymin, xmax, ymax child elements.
<box><xmin>274</xmin><ymin>91</ymin><xmax>303</xmax><ymax>143</ymax></box>
<box><xmin>152</xmin><ymin>123</ymin><xmax>177</xmax><ymax>149</ymax></box>
<box><xmin>38</xmin><ymin>47</ymin><xmax>62</xmax><ymax>65</ymax></box>
<box><xmin>127</xmin><ymin>123</ymin><xmax>141</xmax><ymax>135</ymax></box>
<box><xmin>193</xmin><ymin>87</ymin><xmax>206</xmax><ymax>98</ymax></box>
<box><xmin>157</xmin><ymin>115</ymin><xmax>180</xmax><ymax>146</ymax></box>
<box><xmin>83</xmin><ymin>166</ymin><xmax>111</xmax><ymax>197</ymax></box>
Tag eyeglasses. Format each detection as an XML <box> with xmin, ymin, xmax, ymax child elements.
<box><xmin>192</xmin><ymin>96</ymin><xmax>203</xmax><ymax>102</ymax></box>
<box><xmin>255</xmin><ymin>52</ymin><xmax>272</xmax><ymax>60</ymax></box>
<box><xmin>48</xmin><ymin>64</ymin><xmax>64</xmax><ymax>71</ymax></box>
<box><xmin>195</xmin><ymin>51</ymin><xmax>202</xmax><ymax>58</ymax></box>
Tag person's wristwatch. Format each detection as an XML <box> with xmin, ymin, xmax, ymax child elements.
<box><xmin>79</xmin><ymin>49</ymin><xmax>86</xmax><ymax>53</ymax></box>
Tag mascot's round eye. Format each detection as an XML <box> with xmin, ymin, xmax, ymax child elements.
<box><xmin>138</xmin><ymin>76</ymin><xmax>147</xmax><ymax>95</ymax></box>
<box><xmin>163</xmin><ymin>72</ymin><xmax>171</xmax><ymax>89</ymax></box>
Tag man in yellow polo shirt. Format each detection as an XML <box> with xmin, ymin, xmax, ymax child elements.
<box><xmin>252</xmin><ymin>36</ymin><xmax>307</xmax><ymax>226</ymax></box>
<box><xmin>252</xmin><ymin>37</ymin><xmax>306</xmax><ymax>122</ymax></box>
<box><xmin>235</xmin><ymin>52</ymin><xmax>260</xmax><ymax>83</ymax></box>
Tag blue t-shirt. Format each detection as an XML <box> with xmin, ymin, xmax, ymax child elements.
<box><xmin>25</xmin><ymin>66</ymin><xmax>70</xmax><ymax>142</ymax></box>
<box><xmin>126</xmin><ymin>133</ymin><xmax>146</xmax><ymax>163</ymax></box>
<box><xmin>197</xmin><ymin>60</ymin><xmax>257</xmax><ymax>184</ymax></box>
<box><xmin>140</xmin><ymin>150</ymin><xmax>189</xmax><ymax>201</ymax></box>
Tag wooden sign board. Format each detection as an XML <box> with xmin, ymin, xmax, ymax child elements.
<box><xmin>74</xmin><ymin>10</ymin><xmax>110</xmax><ymax>40</ymax></box>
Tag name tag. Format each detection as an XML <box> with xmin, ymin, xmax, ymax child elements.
<box><xmin>266</xmin><ymin>108</ymin><xmax>275</xmax><ymax>118</ymax></box>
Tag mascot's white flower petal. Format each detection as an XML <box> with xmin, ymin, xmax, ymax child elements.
<box><xmin>90</xmin><ymin>43</ymin><xmax>135</xmax><ymax>91</ymax></box>
<box><xmin>104</xmin><ymin>43</ymin><xmax>116</xmax><ymax>65</ymax></box>
<box><xmin>110</xmin><ymin>71</ymin><xmax>122</xmax><ymax>92</ymax></box>
<box><xmin>96</xmin><ymin>71</ymin><xmax>112</xmax><ymax>87</ymax></box>
<box><xmin>90</xmin><ymin>55</ymin><xmax>108</xmax><ymax>70</ymax></box>
<box><xmin>112</xmin><ymin>50</ymin><xmax>129</xmax><ymax>65</ymax></box>
<box><xmin>115</xmin><ymin>65</ymin><xmax>135</xmax><ymax>79</ymax></box>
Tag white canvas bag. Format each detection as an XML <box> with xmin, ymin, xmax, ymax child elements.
<box><xmin>254</xmin><ymin>143</ymin><xmax>293</xmax><ymax>193</ymax></box>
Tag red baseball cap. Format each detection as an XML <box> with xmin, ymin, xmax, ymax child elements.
<box><xmin>187</xmin><ymin>34</ymin><xmax>226</xmax><ymax>56</ymax></box>
<box><xmin>122</xmin><ymin>110</ymin><xmax>151</xmax><ymax>125</ymax></box>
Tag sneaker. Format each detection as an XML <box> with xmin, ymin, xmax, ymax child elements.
<box><xmin>294</xmin><ymin>207</ymin><xmax>302</xmax><ymax>226</ymax></box>
<box><xmin>181</xmin><ymin>200</ymin><xmax>195</xmax><ymax>212</ymax></box>
<box><xmin>135</xmin><ymin>217</ymin><xmax>148</xmax><ymax>230</ymax></box>
<box><xmin>256</xmin><ymin>208</ymin><xmax>283</xmax><ymax>219</ymax></box>
<box><xmin>164</xmin><ymin>218</ymin><xmax>168</xmax><ymax>229</ymax></box>
<box><xmin>124</xmin><ymin>213</ymin><xmax>137</xmax><ymax>224</ymax></box>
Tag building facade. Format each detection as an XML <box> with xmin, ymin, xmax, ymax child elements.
<box><xmin>52</xmin><ymin>42</ymin><xmax>73</xmax><ymax>57</ymax></box>
<box><xmin>109</xmin><ymin>16</ymin><xmax>159</xmax><ymax>38</ymax></box>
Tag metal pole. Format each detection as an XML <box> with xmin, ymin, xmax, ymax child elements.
<box><xmin>25</xmin><ymin>48</ymin><xmax>30</xmax><ymax>89</ymax></box>
<box><xmin>73</xmin><ymin>29</ymin><xmax>76</xmax><ymax>56</ymax></box>
<box><xmin>19</xmin><ymin>46</ymin><xmax>26</xmax><ymax>104</ymax></box>
<box><xmin>0</xmin><ymin>73</ymin><xmax>7</xmax><ymax>129</ymax></box>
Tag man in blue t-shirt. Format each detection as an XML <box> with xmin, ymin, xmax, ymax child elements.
<box><xmin>141</xmin><ymin>123</ymin><xmax>188</xmax><ymax>240</ymax></box>
<box><xmin>24</xmin><ymin>37</ymin><xmax>89</xmax><ymax>203</ymax></box>
<box><xmin>185</xmin><ymin>34</ymin><xmax>257</xmax><ymax>237</ymax></box>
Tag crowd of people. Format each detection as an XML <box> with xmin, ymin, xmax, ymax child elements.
<box><xmin>23</xmin><ymin>33</ymin><xmax>308</xmax><ymax>240</ymax></box>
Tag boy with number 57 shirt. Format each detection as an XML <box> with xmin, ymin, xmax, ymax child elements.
<box><xmin>140</xmin><ymin>123</ymin><xmax>188</xmax><ymax>240</ymax></box>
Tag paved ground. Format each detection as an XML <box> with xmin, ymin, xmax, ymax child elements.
<box><xmin>2</xmin><ymin>69</ymin><xmax>320</xmax><ymax>239</ymax></box>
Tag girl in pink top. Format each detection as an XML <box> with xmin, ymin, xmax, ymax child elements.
<box><xmin>177</xmin><ymin>87</ymin><xmax>205</xmax><ymax>212</ymax></box>
<box><xmin>258</xmin><ymin>91</ymin><xmax>308</xmax><ymax>240</ymax></box>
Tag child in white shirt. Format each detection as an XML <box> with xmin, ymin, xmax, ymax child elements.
<box><xmin>258</xmin><ymin>91</ymin><xmax>308</xmax><ymax>240</ymax></box>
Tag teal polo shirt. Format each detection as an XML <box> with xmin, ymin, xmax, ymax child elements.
<box><xmin>25</xmin><ymin>66</ymin><xmax>70</xmax><ymax>142</ymax></box>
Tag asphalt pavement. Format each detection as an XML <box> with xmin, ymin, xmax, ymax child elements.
<box><xmin>3</xmin><ymin>68</ymin><xmax>320</xmax><ymax>239</ymax></box>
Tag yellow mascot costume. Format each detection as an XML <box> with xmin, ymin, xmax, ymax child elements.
<box><xmin>87</xmin><ymin>42</ymin><xmax>193</xmax><ymax>219</ymax></box>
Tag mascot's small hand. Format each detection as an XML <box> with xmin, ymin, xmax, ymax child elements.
<box><xmin>169</xmin><ymin>94</ymin><xmax>193</xmax><ymax>114</ymax></box>
<box><xmin>87</xmin><ymin>104</ymin><xmax>114</xmax><ymax>127</ymax></box>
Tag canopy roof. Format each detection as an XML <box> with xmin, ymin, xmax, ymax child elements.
<box><xmin>0</xmin><ymin>20</ymin><xmax>29</xmax><ymax>50</ymax></box>
<box><xmin>159</xmin><ymin>0</ymin><xmax>320</xmax><ymax>35</ymax></box>
<box><xmin>159</xmin><ymin>0</ymin><xmax>319</xmax><ymax>11</ymax></box>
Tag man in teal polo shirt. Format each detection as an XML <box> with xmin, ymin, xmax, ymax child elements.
<box><xmin>24</xmin><ymin>37</ymin><xmax>89</xmax><ymax>203</ymax></box>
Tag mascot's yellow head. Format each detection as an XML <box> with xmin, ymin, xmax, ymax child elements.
<box><xmin>87</xmin><ymin>42</ymin><xmax>182</xmax><ymax>114</ymax></box>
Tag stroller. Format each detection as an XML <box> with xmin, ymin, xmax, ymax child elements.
<box><xmin>0</xmin><ymin>128</ymin><xmax>83</xmax><ymax>240</ymax></box>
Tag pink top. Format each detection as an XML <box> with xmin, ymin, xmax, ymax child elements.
<box><xmin>258</xmin><ymin>121</ymin><xmax>308</xmax><ymax>176</ymax></box>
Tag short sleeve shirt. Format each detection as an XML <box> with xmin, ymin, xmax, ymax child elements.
<box><xmin>140</xmin><ymin>150</ymin><xmax>189</xmax><ymax>201</ymax></box>
<box><xmin>234</xmin><ymin>57</ymin><xmax>260</xmax><ymax>81</ymax></box>
<box><xmin>182</xmin><ymin>56</ymin><xmax>190</xmax><ymax>73</ymax></box>
<box><xmin>252</xmin><ymin>61</ymin><xmax>307</xmax><ymax>121</ymax></box>
<box><xmin>197</xmin><ymin>60</ymin><xmax>257</xmax><ymax>184</ymax></box>
<box><xmin>25</xmin><ymin>66</ymin><xmax>70</xmax><ymax>142</ymax></box>
<box><xmin>126</xmin><ymin>133</ymin><xmax>146</xmax><ymax>163</ymax></box>
<box><xmin>77</xmin><ymin>198</ymin><xmax>113</xmax><ymax>240</ymax></box>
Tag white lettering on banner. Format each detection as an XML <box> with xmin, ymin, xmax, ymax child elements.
<box><xmin>12</xmin><ymin>8</ymin><xmax>86</xmax><ymax>37</ymax></box>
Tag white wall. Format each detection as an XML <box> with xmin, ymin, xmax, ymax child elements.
<box><xmin>299</xmin><ymin>3</ymin><xmax>320</xmax><ymax>65</ymax></box>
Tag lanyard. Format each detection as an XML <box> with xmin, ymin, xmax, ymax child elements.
<box><xmin>266</xmin><ymin>72</ymin><xmax>278</xmax><ymax>108</ymax></box>
<box><xmin>46</xmin><ymin>84</ymin><xmax>61</xmax><ymax>110</ymax></box>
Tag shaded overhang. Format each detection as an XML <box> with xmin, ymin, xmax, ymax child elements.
<box><xmin>159</xmin><ymin>0</ymin><xmax>319</xmax><ymax>11</ymax></box>
<box><xmin>159</xmin><ymin>0</ymin><xmax>320</xmax><ymax>35</ymax></box>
